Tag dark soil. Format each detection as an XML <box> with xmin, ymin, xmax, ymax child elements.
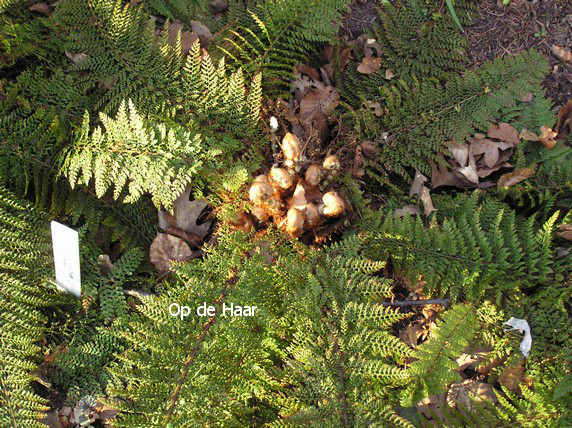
<box><xmin>339</xmin><ymin>0</ymin><xmax>572</xmax><ymax>107</ymax></box>
<box><xmin>465</xmin><ymin>0</ymin><xmax>572</xmax><ymax>108</ymax></box>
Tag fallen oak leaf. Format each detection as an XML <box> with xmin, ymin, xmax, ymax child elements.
<box><xmin>538</xmin><ymin>126</ymin><xmax>557</xmax><ymax>149</ymax></box>
<box><xmin>551</xmin><ymin>44</ymin><xmax>572</xmax><ymax>62</ymax></box>
<box><xmin>357</xmin><ymin>57</ymin><xmax>382</xmax><ymax>74</ymax></box>
<box><xmin>409</xmin><ymin>170</ymin><xmax>428</xmax><ymax>197</ymax></box>
<box><xmin>299</xmin><ymin>86</ymin><xmax>339</xmax><ymax>122</ymax></box>
<box><xmin>519</xmin><ymin>128</ymin><xmax>539</xmax><ymax>141</ymax></box>
<box><xmin>557</xmin><ymin>224</ymin><xmax>572</xmax><ymax>241</ymax></box>
<box><xmin>190</xmin><ymin>20</ymin><xmax>213</xmax><ymax>46</ymax></box>
<box><xmin>149</xmin><ymin>233</ymin><xmax>193</xmax><ymax>273</ymax></box>
<box><xmin>445</xmin><ymin>140</ymin><xmax>469</xmax><ymax>167</ymax></box>
<box><xmin>471</xmin><ymin>137</ymin><xmax>513</xmax><ymax>168</ymax></box>
<box><xmin>487</xmin><ymin>122</ymin><xmax>520</xmax><ymax>146</ymax></box>
<box><xmin>29</xmin><ymin>2</ymin><xmax>52</xmax><ymax>15</ymax></box>
<box><xmin>498</xmin><ymin>167</ymin><xmax>535</xmax><ymax>189</ymax></box>
<box><xmin>420</xmin><ymin>186</ymin><xmax>436</xmax><ymax>216</ymax></box>
<box><xmin>158</xmin><ymin>185</ymin><xmax>212</xmax><ymax>238</ymax></box>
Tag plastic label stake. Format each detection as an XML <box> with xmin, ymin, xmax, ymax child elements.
<box><xmin>51</xmin><ymin>221</ymin><xmax>81</xmax><ymax>297</ymax></box>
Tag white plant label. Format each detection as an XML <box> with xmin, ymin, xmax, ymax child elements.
<box><xmin>51</xmin><ymin>221</ymin><xmax>81</xmax><ymax>297</ymax></box>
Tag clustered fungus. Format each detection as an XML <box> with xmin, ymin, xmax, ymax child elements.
<box><xmin>238</xmin><ymin>132</ymin><xmax>352</xmax><ymax>241</ymax></box>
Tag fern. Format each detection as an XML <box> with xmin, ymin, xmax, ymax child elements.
<box><xmin>269</xmin><ymin>238</ymin><xmax>412</xmax><ymax>427</ymax></box>
<box><xmin>365</xmin><ymin>193</ymin><xmax>561</xmax><ymax>301</ymax></box>
<box><xmin>401</xmin><ymin>304</ymin><xmax>477</xmax><ymax>407</ymax></box>
<box><xmin>219</xmin><ymin>0</ymin><xmax>350</xmax><ymax>93</ymax></box>
<box><xmin>357</xmin><ymin>50</ymin><xmax>551</xmax><ymax>177</ymax></box>
<box><xmin>0</xmin><ymin>186</ymin><xmax>65</xmax><ymax>427</ymax></box>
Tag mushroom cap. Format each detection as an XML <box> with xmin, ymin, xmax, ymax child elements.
<box><xmin>286</xmin><ymin>207</ymin><xmax>305</xmax><ymax>237</ymax></box>
<box><xmin>322</xmin><ymin>191</ymin><xmax>345</xmax><ymax>217</ymax></box>
<box><xmin>305</xmin><ymin>164</ymin><xmax>322</xmax><ymax>187</ymax></box>
<box><xmin>305</xmin><ymin>203</ymin><xmax>322</xmax><ymax>229</ymax></box>
<box><xmin>249</xmin><ymin>181</ymin><xmax>274</xmax><ymax>203</ymax></box>
<box><xmin>251</xmin><ymin>206</ymin><xmax>270</xmax><ymax>223</ymax></box>
<box><xmin>323</xmin><ymin>155</ymin><xmax>341</xmax><ymax>173</ymax></box>
<box><xmin>270</xmin><ymin>167</ymin><xmax>295</xmax><ymax>190</ymax></box>
<box><xmin>282</xmin><ymin>132</ymin><xmax>302</xmax><ymax>161</ymax></box>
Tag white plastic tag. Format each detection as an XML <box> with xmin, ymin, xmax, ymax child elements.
<box><xmin>504</xmin><ymin>317</ymin><xmax>532</xmax><ymax>358</ymax></box>
<box><xmin>51</xmin><ymin>221</ymin><xmax>81</xmax><ymax>297</ymax></box>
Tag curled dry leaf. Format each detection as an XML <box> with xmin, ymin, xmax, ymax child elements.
<box><xmin>471</xmin><ymin>137</ymin><xmax>513</xmax><ymax>168</ymax></box>
<box><xmin>538</xmin><ymin>126</ymin><xmax>557</xmax><ymax>149</ymax></box>
<box><xmin>551</xmin><ymin>44</ymin><xmax>572</xmax><ymax>62</ymax></box>
<box><xmin>352</xmin><ymin>145</ymin><xmax>366</xmax><ymax>178</ymax></box>
<box><xmin>364</xmin><ymin>100</ymin><xmax>383</xmax><ymax>116</ymax></box>
<box><xmin>168</xmin><ymin>21</ymin><xmax>198</xmax><ymax>55</ymax></box>
<box><xmin>209</xmin><ymin>0</ymin><xmax>228</xmax><ymax>13</ymax></box>
<box><xmin>190</xmin><ymin>20</ymin><xmax>213</xmax><ymax>46</ymax></box>
<box><xmin>65</xmin><ymin>51</ymin><xmax>87</xmax><ymax>64</ymax></box>
<box><xmin>519</xmin><ymin>93</ymin><xmax>534</xmax><ymax>102</ymax></box>
<box><xmin>165</xmin><ymin>226</ymin><xmax>202</xmax><ymax>248</ymax></box>
<box><xmin>499</xmin><ymin>361</ymin><xmax>526</xmax><ymax>392</ymax></box>
<box><xmin>445</xmin><ymin>140</ymin><xmax>469</xmax><ymax>167</ymax></box>
<box><xmin>557</xmin><ymin>224</ymin><xmax>572</xmax><ymax>241</ymax></box>
<box><xmin>360</xmin><ymin>141</ymin><xmax>377</xmax><ymax>156</ymax></box>
<box><xmin>357</xmin><ymin>57</ymin><xmax>382</xmax><ymax>74</ymax></box>
<box><xmin>385</xmin><ymin>69</ymin><xmax>395</xmax><ymax>80</ymax></box>
<box><xmin>150</xmin><ymin>233</ymin><xmax>193</xmax><ymax>273</ymax></box>
<box><xmin>299</xmin><ymin>86</ymin><xmax>339</xmax><ymax>122</ymax></box>
<box><xmin>29</xmin><ymin>2</ymin><xmax>52</xmax><ymax>15</ymax></box>
<box><xmin>556</xmin><ymin>100</ymin><xmax>572</xmax><ymax>138</ymax></box>
<box><xmin>519</xmin><ymin>129</ymin><xmax>539</xmax><ymax>141</ymax></box>
<box><xmin>420</xmin><ymin>186</ymin><xmax>436</xmax><ymax>216</ymax></box>
<box><xmin>393</xmin><ymin>205</ymin><xmax>420</xmax><ymax>218</ymax></box>
<box><xmin>158</xmin><ymin>186</ymin><xmax>212</xmax><ymax>238</ymax></box>
<box><xmin>409</xmin><ymin>170</ymin><xmax>427</xmax><ymax>197</ymax></box>
<box><xmin>487</xmin><ymin>122</ymin><xmax>520</xmax><ymax>146</ymax></box>
<box><xmin>498</xmin><ymin>167</ymin><xmax>535</xmax><ymax>188</ymax></box>
<box><xmin>448</xmin><ymin>380</ymin><xmax>497</xmax><ymax>410</ymax></box>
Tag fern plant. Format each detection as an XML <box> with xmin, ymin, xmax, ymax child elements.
<box><xmin>219</xmin><ymin>0</ymin><xmax>350</xmax><ymax>93</ymax></box>
<box><xmin>351</xmin><ymin>50</ymin><xmax>551</xmax><ymax>178</ymax></box>
<box><xmin>400</xmin><ymin>304</ymin><xmax>477</xmax><ymax>407</ymax></box>
<box><xmin>365</xmin><ymin>193</ymin><xmax>561</xmax><ymax>301</ymax></box>
<box><xmin>0</xmin><ymin>186</ymin><xmax>66</xmax><ymax>427</ymax></box>
<box><xmin>268</xmin><ymin>237</ymin><xmax>413</xmax><ymax>427</ymax></box>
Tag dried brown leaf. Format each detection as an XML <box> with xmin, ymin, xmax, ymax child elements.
<box><xmin>299</xmin><ymin>87</ymin><xmax>339</xmax><ymax>122</ymax></box>
<box><xmin>498</xmin><ymin>167</ymin><xmax>535</xmax><ymax>188</ymax></box>
<box><xmin>487</xmin><ymin>122</ymin><xmax>520</xmax><ymax>146</ymax></box>
<box><xmin>557</xmin><ymin>224</ymin><xmax>572</xmax><ymax>241</ymax></box>
<box><xmin>357</xmin><ymin>57</ymin><xmax>382</xmax><ymax>74</ymax></box>
<box><xmin>385</xmin><ymin>69</ymin><xmax>395</xmax><ymax>80</ymax></box>
<box><xmin>149</xmin><ymin>233</ymin><xmax>193</xmax><ymax>273</ymax></box>
<box><xmin>552</xmin><ymin>44</ymin><xmax>572</xmax><ymax>62</ymax></box>
<box><xmin>519</xmin><ymin>129</ymin><xmax>539</xmax><ymax>141</ymax></box>
<box><xmin>29</xmin><ymin>2</ymin><xmax>52</xmax><ymax>15</ymax></box>
<box><xmin>499</xmin><ymin>362</ymin><xmax>525</xmax><ymax>392</ymax></box>
<box><xmin>409</xmin><ymin>170</ymin><xmax>427</xmax><ymax>197</ymax></box>
<box><xmin>393</xmin><ymin>205</ymin><xmax>420</xmax><ymax>218</ymax></box>
<box><xmin>420</xmin><ymin>186</ymin><xmax>436</xmax><ymax>216</ymax></box>
<box><xmin>158</xmin><ymin>186</ymin><xmax>211</xmax><ymax>238</ymax></box>
<box><xmin>190</xmin><ymin>20</ymin><xmax>213</xmax><ymax>46</ymax></box>
<box><xmin>445</xmin><ymin>140</ymin><xmax>469</xmax><ymax>167</ymax></box>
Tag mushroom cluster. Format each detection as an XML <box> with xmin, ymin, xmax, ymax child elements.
<box><xmin>243</xmin><ymin>132</ymin><xmax>352</xmax><ymax>240</ymax></box>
